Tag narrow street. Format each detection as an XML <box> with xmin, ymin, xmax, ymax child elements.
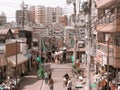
<box><xmin>18</xmin><ymin>63</ymin><xmax>74</xmax><ymax>90</ymax></box>
<box><xmin>17</xmin><ymin>63</ymin><xmax>97</xmax><ymax>90</ymax></box>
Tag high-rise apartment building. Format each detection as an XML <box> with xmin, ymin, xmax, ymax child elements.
<box><xmin>54</xmin><ymin>7</ymin><xmax>63</xmax><ymax>23</ymax></box>
<box><xmin>29</xmin><ymin>6</ymin><xmax>35</xmax><ymax>23</ymax></box>
<box><xmin>35</xmin><ymin>6</ymin><xmax>45</xmax><ymax>25</ymax></box>
<box><xmin>16</xmin><ymin>5</ymin><xmax>63</xmax><ymax>26</ymax></box>
<box><xmin>45</xmin><ymin>7</ymin><xmax>54</xmax><ymax>26</ymax></box>
<box><xmin>0</xmin><ymin>12</ymin><xmax>6</xmax><ymax>26</ymax></box>
<box><xmin>16</xmin><ymin>10</ymin><xmax>29</xmax><ymax>25</ymax></box>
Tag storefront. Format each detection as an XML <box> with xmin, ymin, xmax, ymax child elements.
<box><xmin>7</xmin><ymin>54</ymin><xmax>28</xmax><ymax>77</ymax></box>
<box><xmin>0</xmin><ymin>53</ymin><xmax>7</xmax><ymax>83</ymax></box>
<box><xmin>24</xmin><ymin>53</ymin><xmax>32</xmax><ymax>71</ymax></box>
<box><xmin>66</xmin><ymin>48</ymin><xmax>85</xmax><ymax>63</ymax></box>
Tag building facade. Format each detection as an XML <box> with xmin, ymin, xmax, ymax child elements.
<box><xmin>45</xmin><ymin>7</ymin><xmax>54</xmax><ymax>26</ymax></box>
<box><xmin>35</xmin><ymin>6</ymin><xmax>46</xmax><ymax>25</ymax></box>
<box><xmin>29</xmin><ymin>6</ymin><xmax>35</xmax><ymax>24</ymax></box>
<box><xmin>0</xmin><ymin>12</ymin><xmax>6</xmax><ymax>26</ymax></box>
<box><xmin>95</xmin><ymin>0</ymin><xmax>120</xmax><ymax>81</ymax></box>
<box><xmin>16</xmin><ymin>10</ymin><xmax>30</xmax><ymax>25</ymax></box>
<box><xmin>54</xmin><ymin>7</ymin><xmax>63</xmax><ymax>23</ymax></box>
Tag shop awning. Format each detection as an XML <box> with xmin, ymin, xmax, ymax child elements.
<box><xmin>7</xmin><ymin>54</ymin><xmax>28</xmax><ymax>67</ymax></box>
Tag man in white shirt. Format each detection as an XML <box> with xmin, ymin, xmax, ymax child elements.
<box><xmin>67</xmin><ymin>78</ymin><xmax>72</xmax><ymax>90</ymax></box>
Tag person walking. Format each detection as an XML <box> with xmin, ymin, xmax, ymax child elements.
<box><xmin>48</xmin><ymin>70</ymin><xmax>52</xmax><ymax>79</ymax></box>
<box><xmin>44</xmin><ymin>70</ymin><xmax>48</xmax><ymax>84</ymax></box>
<box><xmin>63</xmin><ymin>73</ymin><xmax>69</xmax><ymax>86</ymax></box>
<box><xmin>48</xmin><ymin>78</ymin><xmax>54</xmax><ymax>90</ymax></box>
<box><xmin>67</xmin><ymin>78</ymin><xmax>72</xmax><ymax>90</ymax></box>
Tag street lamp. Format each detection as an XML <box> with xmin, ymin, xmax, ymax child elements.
<box><xmin>20</xmin><ymin>1</ymin><xmax>28</xmax><ymax>30</ymax></box>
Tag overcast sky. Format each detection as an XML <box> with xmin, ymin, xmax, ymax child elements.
<box><xmin>0</xmin><ymin>0</ymin><xmax>85</xmax><ymax>22</ymax></box>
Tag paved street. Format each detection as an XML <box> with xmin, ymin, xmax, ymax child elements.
<box><xmin>18</xmin><ymin>63</ymin><xmax>97</xmax><ymax>90</ymax></box>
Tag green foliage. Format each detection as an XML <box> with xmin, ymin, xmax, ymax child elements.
<box><xmin>77</xmin><ymin>69</ymin><xmax>81</xmax><ymax>74</ymax></box>
<box><xmin>37</xmin><ymin>68</ymin><xmax>44</xmax><ymax>78</ymax></box>
<box><xmin>72</xmin><ymin>64</ymin><xmax>76</xmax><ymax>69</ymax></box>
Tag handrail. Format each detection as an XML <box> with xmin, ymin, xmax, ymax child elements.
<box><xmin>97</xmin><ymin>14</ymin><xmax>116</xmax><ymax>25</ymax></box>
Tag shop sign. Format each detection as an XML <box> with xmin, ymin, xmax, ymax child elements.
<box><xmin>96</xmin><ymin>50</ymin><xmax>104</xmax><ymax>65</ymax></box>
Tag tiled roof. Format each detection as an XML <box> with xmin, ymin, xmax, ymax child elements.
<box><xmin>0</xmin><ymin>28</ymin><xmax>10</xmax><ymax>35</ymax></box>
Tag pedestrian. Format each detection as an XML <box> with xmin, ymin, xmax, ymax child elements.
<box><xmin>63</xmin><ymin>73</ymin><xmax>69</xmax><ymax>86</ymax></box>
<box><xmin>48</xmin><ymin>78</ymin><xmax>54</xmax><ymax>90</ymax></box>
<box><xmin>44</xmin><ymin>70</ymin><xmax>48</xmax><ymax>84</ymax></box>
<box><xmin>63</xmin><ymin>73</ymin><xmax>69</xmax><ymax>80</ymax></box>
<box><xmin>48</xmin><ymin>70</ymin><xmax>52</xmax><ymax>79</ymax></box>
<box><xmin>63</xmin><ymin>76</ymin><xmax>67</xmax><ymax>87</ymax></box>
<box><xmin>5</xmin><ymin>76</ymin><xmax>12</xmax><ymax>90</ymax></box>
<box><xmin>67</xmin><ymin>78</ymin><xmax>72</xmax><ymax>90</ymax></box>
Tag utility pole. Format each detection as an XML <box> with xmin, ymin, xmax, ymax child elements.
<box><xmin>86</xmin><ymin>0</ymin><xmax>92</xmax><ymax>90</ymax></box>
<box><xmin>66</xmin><ymin>0</ymin><xmax>77</xmax><ymax>62</ymax></box>
<box><xmin>107</xmin><ymin>38</ymin><xmax>110</xmax><ymax>90</ymax></box>
<box><xmin>73</xmin><ymin>0</ymin><xmax>77</xmax><ymax>63</ymax></box>
<box><xmin>21</xmin><ymin>1</ymin><xmax>28</xmax><ymax>30</ymax></box>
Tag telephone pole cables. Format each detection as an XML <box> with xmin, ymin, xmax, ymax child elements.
<box><xmin>83</xmin><ymin>0</ymin><xmax>92</xmax><ymax>90</ymax></box>
<box><xmin>20</xmin><ymin>1</ymin><xmax>28</xmax><ymax>30</ymax></box>
<box><xmin>66</xmin><ymin>0</ymin><xmax>77</xmax><ymax>62</ymax></box>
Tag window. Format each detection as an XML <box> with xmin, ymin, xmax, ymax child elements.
<box><xmin>117</xmin><ymin>5</ymin><xmax>120</xmax><ymax>13</ymax></box>
<box><xmin>114</xmin><ymin>34</ymin><xmax>120</xmax><ymax>46</ymax></box>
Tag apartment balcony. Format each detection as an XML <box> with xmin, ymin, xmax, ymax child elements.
<box><xmin>96</xmin><ymin>13</ymin><xmax>120</xmax><ymax>32</ymax></box>
<box><xmin>96</xmin><ymin>43</ymin><xmax>120</xmax><ymax>68</ymax></box>
<box><xmin>96</xmin><ymin>0</ymin><xmax>117</xmax><ymax>9</ymax></box>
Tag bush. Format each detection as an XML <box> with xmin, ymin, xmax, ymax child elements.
<box><xmin>72</xmin><ymin>64</ymin><xmax>76</xmax><ymax>69</ymax></box>
<box><xmin>77</xmin><ymin>69</ymin><xmax>81</xmax><ymax>74</ymax></box>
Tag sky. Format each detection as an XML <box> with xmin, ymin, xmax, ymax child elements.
<box><xmin>0</xmin><ymin>0</ymin><xmax>85</xmax><ymax>22</ymax></box>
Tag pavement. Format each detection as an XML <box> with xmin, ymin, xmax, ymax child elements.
<box><xmin>17</xmin><ymin>63</ymin><xmax>98</xmax><ymax>90</ymax></box>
